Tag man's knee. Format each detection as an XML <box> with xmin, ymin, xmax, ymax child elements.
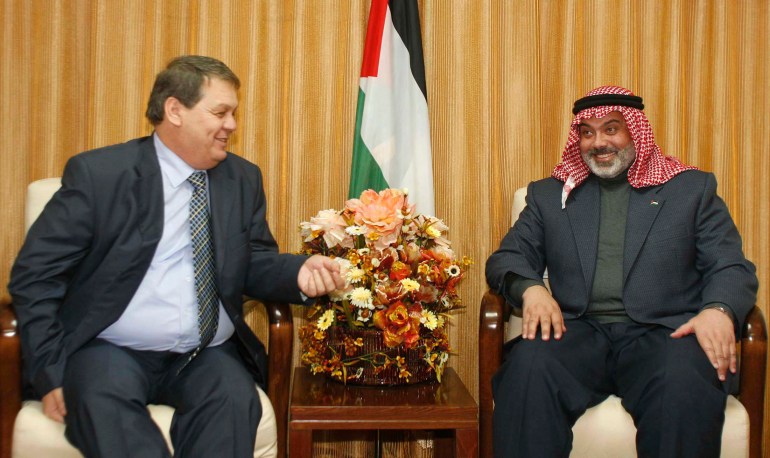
<box><xmin>171</xmin><ymin>344</ymin><xmax>262</xmax><ymax>420</ymax></box>
<box><xmin>63</xmin><ymin>340</ymin><xmax>150</xmax><ymax>411</ymax></box>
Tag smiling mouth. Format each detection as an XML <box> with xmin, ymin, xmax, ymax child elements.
<box><xmin>590</xmin><ymin>148</ymin><xmax>619</xmax><ymax>161</ymax></box>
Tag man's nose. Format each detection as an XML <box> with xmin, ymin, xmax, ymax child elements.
<box><xmin>224</xmin><ymin>113</ymin><xmax>237</xmax><ymax>131</ymax></box>
<box><xmin>593</xmin><ymin>132</ymin><xmax>609</xmax><ymax>148</ymax></box>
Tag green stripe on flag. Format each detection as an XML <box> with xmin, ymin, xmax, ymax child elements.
<box><xmin>349</xmin><ymin>88</ymin><xmax>389</xmax><ymax>198</ymax></box>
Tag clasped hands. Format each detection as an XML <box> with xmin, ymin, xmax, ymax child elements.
<box><xmin>520</xmin><ymin>285</ymin><xmax>736</xmax><ymax>381</ymax></box>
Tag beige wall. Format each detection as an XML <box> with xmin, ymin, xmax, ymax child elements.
<box><xmin>2</xmin><ymin>1</ymin><xmax>768</xmax><ymax>455</ymax></box>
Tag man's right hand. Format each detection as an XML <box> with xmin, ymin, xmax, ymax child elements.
<box><xmin>42</xmin><ymin>387</ymin><xmax>67</xmax><ymax>423</ymax></box>
<box><xmin>521</xmin><ymin>285</ymin><xmax>566</xmax><ymax>341</ymax></box>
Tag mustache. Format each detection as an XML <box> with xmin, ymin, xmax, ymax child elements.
<box><xmin>587</xmin><ymin>146</ymin><xmax>620</xmax><ymax>156</ymax></box>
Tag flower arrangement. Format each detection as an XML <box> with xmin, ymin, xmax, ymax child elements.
<box><xmin>298</xmin><ymin>188</ymin><xmax>470</xmax><ymax>385</ymax></box>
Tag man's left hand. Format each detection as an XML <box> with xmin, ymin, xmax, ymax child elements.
<box><xmin>298</xmin><ymin>255</ymin><xmax>345</xmax><ymax>298</ymax></box>
<box><xmin>671</xmin><ymin>309</ymin><xmax>736</xmax><ymax>382</ymax></box>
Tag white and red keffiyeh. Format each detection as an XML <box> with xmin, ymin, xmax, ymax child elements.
<box><xmin>552</xmin><ymin>86</ymin><xmax>696</xmax><ymax>207</ymax></box>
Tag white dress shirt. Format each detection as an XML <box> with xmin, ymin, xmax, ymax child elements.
<box><xmin>98</xmin><ymin>134</ymin><xmax>235</xmax><ymax>352</ymax></box>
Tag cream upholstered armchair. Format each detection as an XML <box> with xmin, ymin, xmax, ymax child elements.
<box><xmin>0</xmin><ymin>178</ymin><xmax>294</xmax><ymax>458</ymax></box>
<box><xmin>478</xmin><ymin>187</ymin><xmax>768</xmax><ymax>458</ymax></box>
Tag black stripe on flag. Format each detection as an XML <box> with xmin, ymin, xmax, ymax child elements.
<box><xmin>388</xmin><ymin>0</ymin><xmax>428</xmax><ymax>100</ymax></box>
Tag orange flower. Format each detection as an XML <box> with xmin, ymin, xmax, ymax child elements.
<box><xmin>389</xmin><ymin>261</ymin><xmax>411</xmax><ymax>281</ymax></box>
<box><xmin>346</xmin><ymin>189</ymin><xmax>412</xmax><ymax>249</ymax></box>
<box><xmin>373</xmin><ymin>301</ymin><xmax>421</xmax><ymax>348</ymax></box>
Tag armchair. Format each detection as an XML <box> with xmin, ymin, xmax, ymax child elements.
<box><xmin>478</xmin><ymin>188</ymin><xmax>767</xmax><ymax>458</ymax></box>
<box><xmin>1</xmin><ymin>178</ymin><xmax>294</xmax><ymax>458</ymax></box>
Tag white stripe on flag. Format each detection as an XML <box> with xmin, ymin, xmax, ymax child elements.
<box><xmin>358</xmin><ymin>5</ymin><xmax>434</xmax><ymax>215</ymax></box>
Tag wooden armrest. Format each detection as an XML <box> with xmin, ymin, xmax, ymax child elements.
<box><xmin>739</xmin><ymin>306</ymin><xmax>767</xmax><ymax>458</ymax></box>
<box><xmin>478</xmin><ymin>290</ymin><xmax>509</xmax><ymax>458</ymax></box>
<box><xmin>0</xmin><ymin>296</ymin><xmax>21</xmax><ymax>458</ymax></box>
<box><xmin>263</xmin><ymin>302</ymin><xmax>292</xmax><ymax>458</ymax></box>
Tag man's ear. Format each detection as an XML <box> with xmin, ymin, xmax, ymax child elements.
<box><xmin>164</xmin><ymin>97</ymin><xmax>184</xmax><ymax>127</ymax></box>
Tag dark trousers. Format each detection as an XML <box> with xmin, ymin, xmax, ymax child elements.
<box><xmin>62</xmin><ymin>339</ymin><xmax>262</xmax><ymax>458</ymax></box>
<box><xmin>492</xmin><ymin>319</ymin><xmax>729</xmax><ymax>458</ymax></box>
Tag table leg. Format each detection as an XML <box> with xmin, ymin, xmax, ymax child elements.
<box><xmin>455</xmin><ymin>428</ymin><xmax>478</xmax><ymax>457</ymax></box>
<box><xmin>433</xmin><ymin>430</ymin><xmax>453</xmax><ymax>456</ymax></box>
<box><xmin>289</xmin><ymin>429</ymin><xmax>312</xmax><ymax>458</ymax></box>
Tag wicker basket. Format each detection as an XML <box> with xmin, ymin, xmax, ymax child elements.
<box><xmin>326</xmin><ymin>326</ymin><xmax>438</xmax><ymax>386</ymax></box>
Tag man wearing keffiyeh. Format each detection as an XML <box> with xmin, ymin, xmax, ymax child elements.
<box><xmin>486</xmin><ymin>86</ymin><xmax>757</xmax><ymax>458</ymax></box>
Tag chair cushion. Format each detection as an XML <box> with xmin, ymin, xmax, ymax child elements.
<box><xmin>12</xmin><ymin>385</ymin><xmax>277</xmax><ymax>458</ymax></box>
<box><xmin>24</xmin><ymin>177</ymin><xmax>62</xmax><ymax>232</ymax></box>
<box><xmin>571</xmin><ymin>395</ymin><xmax>747</xmax><ymax>457</ymax></box>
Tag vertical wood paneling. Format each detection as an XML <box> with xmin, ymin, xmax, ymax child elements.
<box><xmin>1</xmin><ymin>1</ymin><xmax>768</xmax><ymax>455</ymax></box>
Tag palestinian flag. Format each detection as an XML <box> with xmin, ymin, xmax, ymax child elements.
<box><xmin>349</xmin><ymin>0</ymin><xmax>435</xmax><ymax>215</ymax></box>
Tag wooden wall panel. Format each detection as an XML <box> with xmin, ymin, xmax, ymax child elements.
<box><xmin>1</xmin><ymin>1</ymin><xmax>767</xmax><ymax>455</ymax></box>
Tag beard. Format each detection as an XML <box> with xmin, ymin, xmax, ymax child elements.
<box><xmin>581</xmin><ymin>144</ymin><xmax>636</xmax><ymax>179</ymax></box>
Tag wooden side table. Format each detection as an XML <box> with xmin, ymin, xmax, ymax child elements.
<box><xmin>289</xmin><ymin>367</ymin><xmax>478</xmax><ymax>457</ymax></box>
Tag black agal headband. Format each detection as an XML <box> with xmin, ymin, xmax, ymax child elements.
<box><xmin>572</xmin><ymin>94</ymin><xmax>644</xmax><ymax>115</ymax></box>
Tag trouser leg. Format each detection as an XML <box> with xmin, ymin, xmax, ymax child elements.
<box><xmin>63</xmin><ymin>339</ymin><xmax>171</xmax><ymax>458</ymax></box>
<box><xmin>491</xmin><ymin>319</ymin><xmax>612</xmax><ymax>458</ymax></box>
<box><xmin>161</xmin><ymin>341</ymin><xmax>262</xmax><ymax>458</ymax></box>
<box><xmin>614</xmin><ymin>326</ymin><xmax>729</xmax><ymax>458</ymax></box>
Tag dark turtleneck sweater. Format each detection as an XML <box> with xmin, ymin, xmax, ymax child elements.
<box><xmin>585</xmin><ymin>172</ymin><xmax>631</xmax><ymax>323</ymax></box>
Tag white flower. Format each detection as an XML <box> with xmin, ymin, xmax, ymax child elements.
<box><xmin>400</xmin><ymin>278</ymin><xmax>420</xmax><ymax>293</ymax></box>
<box><xmin>345</xmin><ymin>225</ymin><xmax>367</xmax><ymax>236</ymax></box>
<box><xmin>349</xmin><ymin>287</ymin><xmax>374</xmax><ymax>309</ymax></box>
<box><xmin>345</xmin><ymin>267</ymin><xmax>367</xmax><ymax>284</ymax></box>
<box><xmin>357</xmin><ymin>248</ymin><xmax>370</xmax><ymax>256</ymax></box>
<box><xmin>317</xmin><ymin>309</ymin><xmax>335</xmax><ymax>330</ymax></box>
<box><xmin>445</xmin><ymin>265</ymin><xmax>461</xmax><ymax>277</ymax></box>
<box><xmin>356</xmin><ymin>308</ymin><xmax>373</xmax><ymax>323</ymax></box>
<box><xmin>420</xmin><ymin>310</ymin><xmax>438</xmax><ymax>330</ymax></box>
<box><xmin>371</xmin><ymin>258</ymin><xmax>380</xmax><ymax>267</ymax></box>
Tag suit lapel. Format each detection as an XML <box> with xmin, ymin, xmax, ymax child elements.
<box><xmin>565</xmin><ymin>178</ymin><xmax>601</xmax><ymax>294</ymax></box>
<box><xmin>207</xmin><ymin>160</ymin><xmax>236</xmax><ymax>277</ymax></box>
<box><xmin>132</xmin><ymin>138</ymin><xmax>164</xmax><ymax>247</ymax></box>
<box><xmin>623</xmin><ymin>186</ymin><xmax>664</xmax><ymax>283</ymax></box>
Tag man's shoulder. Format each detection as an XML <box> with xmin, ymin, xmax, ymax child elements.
<box><xmin>222</xmin><ymin>151</ymin><xmax>260</xmax><ymax>172</ymax></box>
<box><xmin>527</xmin><ymin>176</ymin><xmax>564</xmax><ymax>195</ymax></box>
<box><xmin>658</xmin><ymin>169</ymin><xmax>714</xmax><ymax>192</ymax></box>
<box><xmin>218</xmin><ymin>152</ymin><xmax>263</xmax><ymax>183</ymax></box>
<box><xmin>71</xmin><ymin>136</ymin><xmax>153</xmax><ymax>168</ymax></box>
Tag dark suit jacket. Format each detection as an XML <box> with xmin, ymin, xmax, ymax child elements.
<box><xmin>486</xmin><ymin>170</ymin><xmax>758</xmax><ymax>333</ymax></box>
<box><xmin>9</xmin><ymin>136</ymin><xmax>307</xmax><ymax>398</ymax></box>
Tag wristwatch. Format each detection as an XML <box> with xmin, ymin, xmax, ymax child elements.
<box><xmin>703</xmin><ymin>304</ymin><xmax>734</xmax><ymax>322</ymax></box>
<box><xmin>710</xmin><ymin>305</ymin><xmax>728</xmax><ymax>315</ymax></box>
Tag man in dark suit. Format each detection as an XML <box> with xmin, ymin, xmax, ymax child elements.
<box><xmin>8</xmin><ymin>55</ymin><xmax>345</xmax><ymax>457</ymax></box>
<box><xmin>486</xmin><ymin>86</ymin><xmax>757</xmax><ymax>458</ymax></box>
